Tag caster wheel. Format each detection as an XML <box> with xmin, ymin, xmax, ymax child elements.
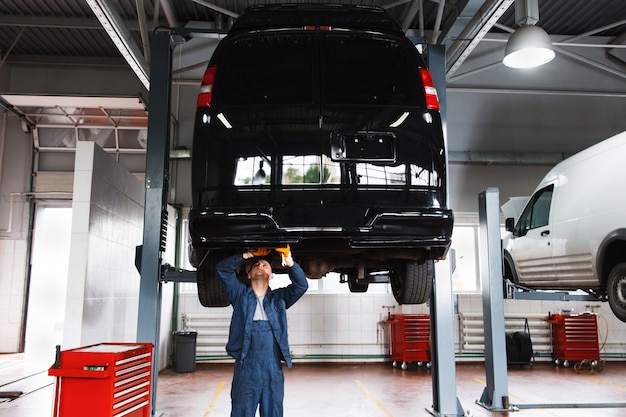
<box><xmin>554</xmin><ymin>359</ymin><xmax>560</xmax><ymax>366</ymax></box>
<box><xmin>392</xmin><ymin>360</ymin><xmax>398</xmax><ymax>368</ymax></box>
<box><xmin>401</xmin><ymin>362</ymin><xmax>408</xmax><ymax>370</ymax></box>
<box><xmin>417</xmin><ymin>361</ymin><xmax>423</xmax><ymax>367</ymax></box>
<box><xmin>591</xmin><ymin>360</ymin><xmax>598</xmax><ymax>367</ymax></box>
<box><xmin>426</xmin><ymin>362</ymin><xmax>431</xmax><ymax>369</ymax></box>
<box><xmin>563</xmin><ymin>360</ymin><xmax>570</xmax><ymax>368</ymax></box>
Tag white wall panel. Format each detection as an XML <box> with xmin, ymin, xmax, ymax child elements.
<box><xmin>62</xmin><ymin>142</ymin><xmax>174</xmax><ymax>371</ymax></box>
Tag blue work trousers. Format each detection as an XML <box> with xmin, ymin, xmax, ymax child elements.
<box><xmin>231</xmin><ymin>320</ymin><xmax>284</xmax><ymax>417</ymax></box>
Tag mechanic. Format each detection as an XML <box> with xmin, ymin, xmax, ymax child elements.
<box><xmin>216</xmin><ymin>245</ymin><xmax>308</xmax><ymax>417</ymax></box>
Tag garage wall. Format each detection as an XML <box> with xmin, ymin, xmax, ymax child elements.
<box><xmin>177</xmin><ymin>287</ymin><xmax>626</xmax><ymax>363</ymax></box>
<box><xmin>448</xmin><ymin>163</ymin><xmax>551</xmax><ymax>212</ymax></box>
<box><xmin>0</xmin><ymin>115</ymin><xmax>34</xmax><ymax>353</ymax></box>
<box><xmin>63</xmin><ymin>142</ymin><xmax>146</xmax><ymax>345</ymax></box>
<box><xmin>61</xmin><ymin>142</ymin><xmax>174</xmax><ymax>369</ymax></box>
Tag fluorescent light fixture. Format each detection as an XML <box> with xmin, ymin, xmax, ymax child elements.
<box><xmin>86</xmin><ymin>0</ymin><xmax>150</xmax><ymax>90</ymax></box>
<box><xmin>390</xmin><ymin>112</ymin><xmax>409</xmax><ymax>128</ymax></box>
<box><xmin>503</xmin><ymin>24</ymin><xmax>555</xmax><ymax>68</ymax></box>
<box><xmin>217</xmin><ymin>112</ymin><xmax>232</xmax><ymax>129</ymax></box>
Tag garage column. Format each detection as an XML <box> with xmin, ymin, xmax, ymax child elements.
<box><xmin>477</xmin><ymin>187</ymin><xmax>511</xmax><ymax>411</ymax></box>
<box><xmin>137</xmin><ymin>32</ymin><xmax>173</xmax><ymax>417</ymax></box>
<box><xmin>427</xmin><ymin>43</ymin><xmax>465</xmax><ymax>417</ymax></box>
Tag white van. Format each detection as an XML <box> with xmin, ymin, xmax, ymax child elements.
<box><xmin>503</xmin><ymin>131</ymin><xmax>626</xmax><ymax>322</ymax></box>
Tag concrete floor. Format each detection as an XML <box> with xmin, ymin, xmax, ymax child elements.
<box><xmin>2</xmin><ymin>355</ymin><xmax>626</xmax><ymax>417</ymax></box>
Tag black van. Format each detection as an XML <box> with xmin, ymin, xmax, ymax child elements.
<box><xmin>188</xmin><ymin>4</ymin><xmax>453</xmax><ymax>307</ymax></box>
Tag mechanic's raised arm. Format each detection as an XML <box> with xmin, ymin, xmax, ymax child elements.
<box><xmin>216</xmin><ymin>253</ymin><xmax>248</xmax><ymax>302</ymax></box>
<box><xmin>275</xmin><ymin>245</ymin><xmax>308</xmax><ymax>308</ymax></box>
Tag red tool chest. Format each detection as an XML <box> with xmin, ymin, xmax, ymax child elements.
<box><xmin>387</xmin><ymin>314</ymin><xmax>430</xmax><ymax>370</ymax></box>
<box><xmin>49</xmin><ymin>342</ymin><xmax>153</xmax><ymax>417</ymax></box>
<box><xmin>547</xmin><ymin>313</ymin><xmax>600</xmax><ymax>367</ymax></box>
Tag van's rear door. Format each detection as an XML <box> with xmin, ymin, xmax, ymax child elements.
<box><xmin>210</xmin><ymin>33</ymin><xmax>322</xmax><ymax>210</ymax></box>
<box><xmin>319</xmin><ymin>33</ymin><xmax>444</xmax><ymax>211</ymax></box>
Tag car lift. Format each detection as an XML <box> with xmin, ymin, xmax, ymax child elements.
<box><xmin>477</xmin><ymin>187</ymin><xmax>626</xmax><ymax>412</ymax></box>
<box><xmin>137</xmin><ymin>30</ymin><xmax>466</xmax><ymax>416</ymax></box>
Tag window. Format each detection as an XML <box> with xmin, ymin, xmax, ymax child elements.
<box><xmin>219</xmin><ymin>35</ymin><xmax>314</xmax><ymax>106</ymax></box>
<box><xmin>356</xmin><ymin>163</ymin><xmax>406</xmax><ymax>185</ymax></box>
<box><xmin>325</xmin><ymin>35</ymin><xmax>418</xmax><ymax>105</ymax></box>
<box><xmin>282</xmin><ymin>155</ymin><xmax>340</xmax><ymax>184</ymax></box>
<box><xmin>235</xmin><ymin>156</ymin><xmax>271</xmax><ymax>185</ymax></box>
<box><xmin>517</xmin><ymin>185</ymin><xmax>553</xmax><ymax>235</ymax></box>
<box><xmin>411</xmin><ymin>163</ymin><xmax>439</xmax><ymax>186</ymax></box>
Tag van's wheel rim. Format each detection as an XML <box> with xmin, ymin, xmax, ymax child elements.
<box><xmin>607</xmin><ymin>263</ymin><xmax>626</xmax><ymax>322</ymax></box>
<box><xmin>616</xmin><ymin>274</ymin><xmax>626</xmax><ymax>306</ymax></box>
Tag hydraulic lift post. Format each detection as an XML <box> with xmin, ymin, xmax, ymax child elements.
<box><xmin>427</xmin><ymin>43</ymin><xmax>465</xmax><ymax>417</ymax></box>
<box><xmin>477</xmin><ymin>187</ymin><xmax>512</xmax><ymax>411</ymax></box>
<box><xmin>137</xmin><ymin>31</ymin><xmax>173</xmax><ymax>417</ymax></box>
<box><xmin>477</xmin><ymin>187</ymin><xmax>626</xmax><ymax>412</ymax></box>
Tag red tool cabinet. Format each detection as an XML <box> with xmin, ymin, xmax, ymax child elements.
<box><xmin>48</xmin><ymin>343</ymin><xmax>153</xmax><ymax>417</ymax></box>
<box><xmin>547</xmin><ymin>313</ymin><xmax>600</xmax><ymax>367</ymax></box>
<box><xmin>387</xmin><ymin>314</ymin><xmax>430</xmax><ymax>370</ymax></box>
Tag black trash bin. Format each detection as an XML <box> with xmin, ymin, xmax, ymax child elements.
<box><xmin>173</xmin><ymin>330</ymin><xmax>197</xmax><ymax>373</ymax></box>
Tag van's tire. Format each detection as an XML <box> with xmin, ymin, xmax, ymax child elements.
<box><xmin>391</xmin><ymin>260</ymin><xmax>433</xmax><ymax>304</ymax></box>
<box><xmin>196</xmin><ymin>251</ymin><xmax>231</xmax><ymax>307</ymax></box>
<box><xmin>607</xmin><ymin>263</ymin><xmax>626</xmax><ymax>322</ymax></box>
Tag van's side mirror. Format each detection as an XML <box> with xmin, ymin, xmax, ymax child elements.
<box><xmin>505</xmin><ymin>217</ymin><xmax>515</xmax><ymax>233</ymax></box>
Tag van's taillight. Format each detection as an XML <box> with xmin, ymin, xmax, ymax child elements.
<box><xmin>419</xmin><ymin>68</ymin><xmax>440</xmax><ymax>111</ymax></box>
<box><xmin>197</xmin><ymin>66</ymin><xmax>217</xmax><ymax>108</ymax></box>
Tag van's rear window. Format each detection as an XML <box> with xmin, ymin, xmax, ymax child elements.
<box><xmin>215</xmin><ymin>35</ymin><xmax>315</xmax><ymax>106</ymax></box>
<box><xmin>213</xmin><ymin>33</ymin><xmax>420</xmax><ymax>107</ymax></box>
<box><xmin>324</xmin><ymin>35</ymin><xmax>419</xmax><ymax>105</ymax></box>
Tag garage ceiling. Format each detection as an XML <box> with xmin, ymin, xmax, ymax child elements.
<box><xmin>0</xmin><ymin>0</ymin><xmax>624</xmax><ymax>158</ymax></box>
<box><xmin>0</xmin><ymin>0</ymin><xmax>624</xmax><ymax>82</ymax></box>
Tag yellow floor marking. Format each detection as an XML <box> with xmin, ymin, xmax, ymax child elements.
<box><xmin>588</xmin><ymin>377</ymin><xmax>626</xmax><ymax>391</ymax></box>
<box><xmin>355</xmin><ymin>379</ymin><xmax>394</xmax><ymax>417</ymax></box>
<box><xmin>202</xmin><ymin>380</ymin><xmax>226</xmax><ymax>417</ymax></box>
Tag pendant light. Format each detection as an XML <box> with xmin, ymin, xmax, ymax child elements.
<box><xmin>503</xmin><ymin>0</ymin><xmax>555</xmax><ymax>68</ymax></box>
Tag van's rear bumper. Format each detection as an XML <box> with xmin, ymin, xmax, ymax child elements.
<box><xmin>188</xmin><ymin>206</ymin><xmax>453</xmax><ymax>253</ymax></box>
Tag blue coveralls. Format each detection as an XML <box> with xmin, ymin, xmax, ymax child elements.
<box><xmin>216</xmin><ymin>254</ymin><xmax>308</xmax><ymax>417</ymax></box>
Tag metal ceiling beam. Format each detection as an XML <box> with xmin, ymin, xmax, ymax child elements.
<box><xmin>447</xmin><ymin>86</ymin><xmax>626</xmax><ymax>98</ymax></box>
<box><xmin>0</xmin><ymin>27</ymin><xmax>24</xmax><ymax>67</ymax></box>
<box><xmin>191</xmin><ymin>0</ymin><xmax>239</xmax><ymax>19</ymax></box>
<box><xmin>555</xmin><ymin>46</ymin><xmax>626</xmax><ymax>79</ymax></box>
<box><xmin>443</xmin><ymin>0</ymin><xmax>490</xmax><ymax>47</ymax></box>
<box><xmin>445</xmin><ymin>0</ymin><xmax>514</xmax><ymax>78</ymax></box>
<box><xmin>0</xmin><ymin>15</ymin><xmax>162</xmax><ymax>30</ymax></box>
<box><xmin>159</xmin><ymin>0</ymin><xmax>179</xmax><ymax>27</ymax></box>
<box><xmin>401</xmin><ymin>0</ymin><xmax>422</xmax><ymax>33</ymax></box>
<box><xmin>448</xmin><ymin>151</ymin><xmax>568</xmax><ymax>165</ymax></box>
<box><xmin>135</xmin><ymin>0</ymin><xmax>150</xmax><ymax>61</ymax></box>
<box><xmin>87</xmin><ymin>0</ymin><xmax>150</xmax><ymax>89</ymax></box>
<box><xmin>431</xmin><ymin>0</ymin><xmax>447</xmax><ymax>43</ymax></box>
<box><xmin>448</xmin><ymin>34</ymin><xmax>626</xmax><ymax>82</ymax></box>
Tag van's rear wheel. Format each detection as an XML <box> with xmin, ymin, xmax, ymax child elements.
<box><xmin>197</xmin><ymin>251</ymin><xmax>231</xmax><ymax>307</ymax></box>
<box><xmin>391</xmin><ymin>260</ymin><xmax>433</xmax><ymax>304</ymax></box>
<box><xmin>607</xmin><ymin>263</ymin><xmax>626</xmax><ymax>322</ymax></box>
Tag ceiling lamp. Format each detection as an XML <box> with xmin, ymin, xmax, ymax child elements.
<box><xmin>503</xmin><ymin>24</ymin><xmax>555</xmax><ymax>68</ymax></box>
<box><xmin>503</xmin><ymin>0</ymin><xmax>555</xmax><ymax>69</ymax></box>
